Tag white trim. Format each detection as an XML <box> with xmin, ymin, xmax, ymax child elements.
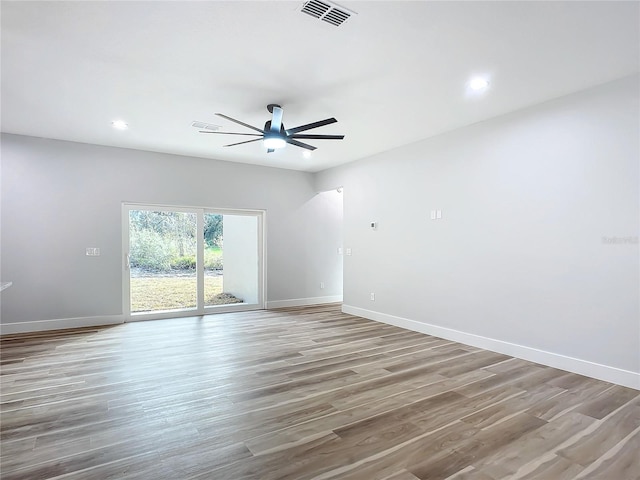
<box><xmin>342</xmin><ymin>305</ymin><xmax>640</xmax><ymax>390</ymax></box>
<box><xmin>126</xmin><ymin>303</ymin><xmax>262</xmax><ymax>322</ymax></box>
<box><xmin>266</xmin><ymin>296</ymin><xmax>343</xmax><ymax>309</ymax></box>
<box><xmin>0</xmin><ymin>315</ymin><xmax>124</xmax><ymax>335</ymax></box>
<box><xmin>260</xmin><ymin>211</ymin><xmax>267</xmax><ymax>310</ymax></box>
<box><xmin>196</xmin><ymin>210</ymin><xmax>205</xmax><ymax>313</ymax></box>
<box><xmin>122</xmin><ymin>203</ymin><xmax>130</xmax><ymax>318</ymax></box>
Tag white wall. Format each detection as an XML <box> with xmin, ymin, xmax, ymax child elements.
<box><xmin>302</xmin><ymin>189</ymin><xmax>344</xmax><ymax>302</ymax></box>
<box><xmin>316</xmin><ymin>75</ymin><xmax>639</xmax><ymax>387</ymax></box>
<box><xmin>0</xmin><ymin>135</ymin><xmax>343</xmax><ymax>328</ymax></box>
<box><xmin>265</xmin><ymin>188</ymin><xmax>344</xmax><ymax>308</ymax></box>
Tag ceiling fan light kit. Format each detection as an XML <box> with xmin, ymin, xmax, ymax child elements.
<box><xmin>200</xmin><ymin>104</ymin><xmax>345</xmax><ymax>154</ymax></box>
<box><xmin>263</xmin><ymin>135</ymin><xmax>287</xmax><ymax>150</ymax></box>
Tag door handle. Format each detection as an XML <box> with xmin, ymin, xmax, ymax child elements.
<box><xmin>125</xmin><ymin>253</ymin><xmax>130</xmax><ymax>269</ymax></box>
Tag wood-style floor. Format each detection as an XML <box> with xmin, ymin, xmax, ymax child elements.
<box><xmin>1</xmin><ymin>304</ymin><xmax>638</xmax><ymax>480</ymax></box>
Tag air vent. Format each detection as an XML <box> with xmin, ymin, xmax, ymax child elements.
<box><xmin>322</xmin><ymin>7</ymin><xmax>350</xmax><ymax>26</ymax></box>
<box><xmin>300</xmin><ymin>0</ymin><xmax>354</xmax><ymax>27</ymax></box>
<box><xmin>301</xmin><ymin>0</ymin><xmax>330</xmax><ymax>19</ymax></box>
<box><xmin>191</xmin><ymin>121</ymin><xmax>221</xmax><ymax>131</ymax></box>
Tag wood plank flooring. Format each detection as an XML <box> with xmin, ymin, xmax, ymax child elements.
<box><xmin>1</xmin><ymin>304</ymin><xmax>638</xmax><ymax>479</ymax></box>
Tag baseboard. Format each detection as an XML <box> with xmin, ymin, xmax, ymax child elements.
<box><xmin>0</xmin><ymin>314</ymin><xmax>125</xmax><ymax>335</ymax></box>
<box><xmin>342</xmin><ymin>305</ymin><xmax>640</xmax><ymax>390</ymax></box>
<box><xmin>266</xmin><ymin>295</ymin><xmax>343</xmax><ymax>309</ymax></box>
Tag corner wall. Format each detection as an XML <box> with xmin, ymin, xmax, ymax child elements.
<box><xmin>315</xmin><ymin>75</ymin><xmax>640</xmax><ymax>388</ymax></box>
<box><xmin>0</xmin><ymin>135</ymin><xmax>343</xmax><ymax>331</ymax></box>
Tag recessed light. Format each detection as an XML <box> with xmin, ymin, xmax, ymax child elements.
<box><xmin>469</xmin><ymin>77</ymin><xmax>489</xmax><ymax>91</ymax></box>
<box><xmin>303</xmin><ymin>151</ymin><xmax>312</xmax><ymax>159</ymax></box>
<box><xmin>111</xmin><ymin>120</ymin><xmax>128</xmax><ymax>130</ymax></box>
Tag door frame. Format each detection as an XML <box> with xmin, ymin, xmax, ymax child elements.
<box><xmin>122</xmin><ymin>203</ymin><xmax>265</xmax><ymax>322</ymax></box>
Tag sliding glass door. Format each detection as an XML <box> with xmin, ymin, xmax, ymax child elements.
<box><xmin>123</xmin><ymin>204</ymin><xmax>264</xmax><ymax>320</ymax></box>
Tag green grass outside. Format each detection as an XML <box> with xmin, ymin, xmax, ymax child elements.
<box><xmin>204</xmin><ymin>246</ymin><xmax>223</xmax><ymax>270</ymax></box>
<box><xmin>131</xmin><ymin>276</ymin><xmax>241</xmax><ymax>312</ymax></box>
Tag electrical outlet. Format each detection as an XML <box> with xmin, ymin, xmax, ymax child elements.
<box><xmin>345</xmin><ymin>248</ymin><xmax>352</xmax><ymax>256</ymax></box>
<box><xmin>320</xmin><ymin>282</ymin><xmax>325</xmax><ymax>289</ymax></box>
<box><xmin>370</xmin><ymin>292</ymin><xmax>375</xmax><ymax>301</ymax></box>
<box><xmin>86</xmin><ymin>247</ymin><xmax>100</xmax><ymax>256</ymax></box>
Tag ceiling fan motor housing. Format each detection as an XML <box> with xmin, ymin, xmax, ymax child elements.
<box><xmin>264</xmin><ymin>120</ymin><xmax>286</xmax><ymax>136</ymax></box>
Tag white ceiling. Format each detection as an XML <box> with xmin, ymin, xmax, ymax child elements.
<box><xmin>2</xmin><ymin>1</ymin><xmax>638</xmax><ymax>172</ymax></box>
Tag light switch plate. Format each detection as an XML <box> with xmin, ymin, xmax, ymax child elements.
<box><xmin>430</xmin><ymin>210</ymin><xmax>436</xmax><ymax>220</ymax></box>
<box><xmin>436</xmin><ymin>210</ymin><xmax>442</xmax><ymax>219</ymax></box>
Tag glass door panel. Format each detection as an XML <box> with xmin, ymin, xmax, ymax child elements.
<box><xmin>129</xmin><ymin>209</ymin><xmax>197</xmax><ymax>314</ymax></box>
<box><xmin>204</xmin><ymin>213</ymin><xmax>259</xmax><ymax>307</ymax></box>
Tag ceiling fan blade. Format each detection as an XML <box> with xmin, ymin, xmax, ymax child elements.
<box><xmin>215</xmin><ymin>113</ymin><xmax>264</xmax><ymax>133</ymax></box>
<box><xmin>290</xmin><ymin>134</ymin><xmax>344</xmax><ymax>140</ymax></box>
<box><xmin>199</xmin><ymin>131</ymin><xmax>262</xmax><ymax>136</ymax></box>
<box><xmin>286</xmin><ymin>118</ymin><xmax>337</xmax><ymax>135</ymax></box>
<box><xmin>286</xmin><ymin>138</ymin><xmax>317</xmax><ymax>151</ymax></box>
<box><xmin>223</xmin><ymin>138</ymin><xmax>263</xmax><ymax>147</ymax></box>
<box><xmin>271</xmin><ymin>106</ymin><xmax>283</xmax><ymax>133</ymax></box>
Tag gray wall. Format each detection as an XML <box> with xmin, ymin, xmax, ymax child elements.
<box><xmin>316</xmin><ymin>75</ymin><xmax>639</xmax><ymax>378</ymax></box>
<box><xmin>305</xmin><ymin>189</ymin><xmax>344</xmax><ymax>299</ymax></box>
<box><xmin>1</xmin><ymin>135</ymin><xmax>343</xmax><ymax>323</ymax></box>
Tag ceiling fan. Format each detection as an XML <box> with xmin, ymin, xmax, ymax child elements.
<box><xmin>199</xmin><ymin>104</ymin><xmax>344</xmax><ymax>153</ymax></box>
